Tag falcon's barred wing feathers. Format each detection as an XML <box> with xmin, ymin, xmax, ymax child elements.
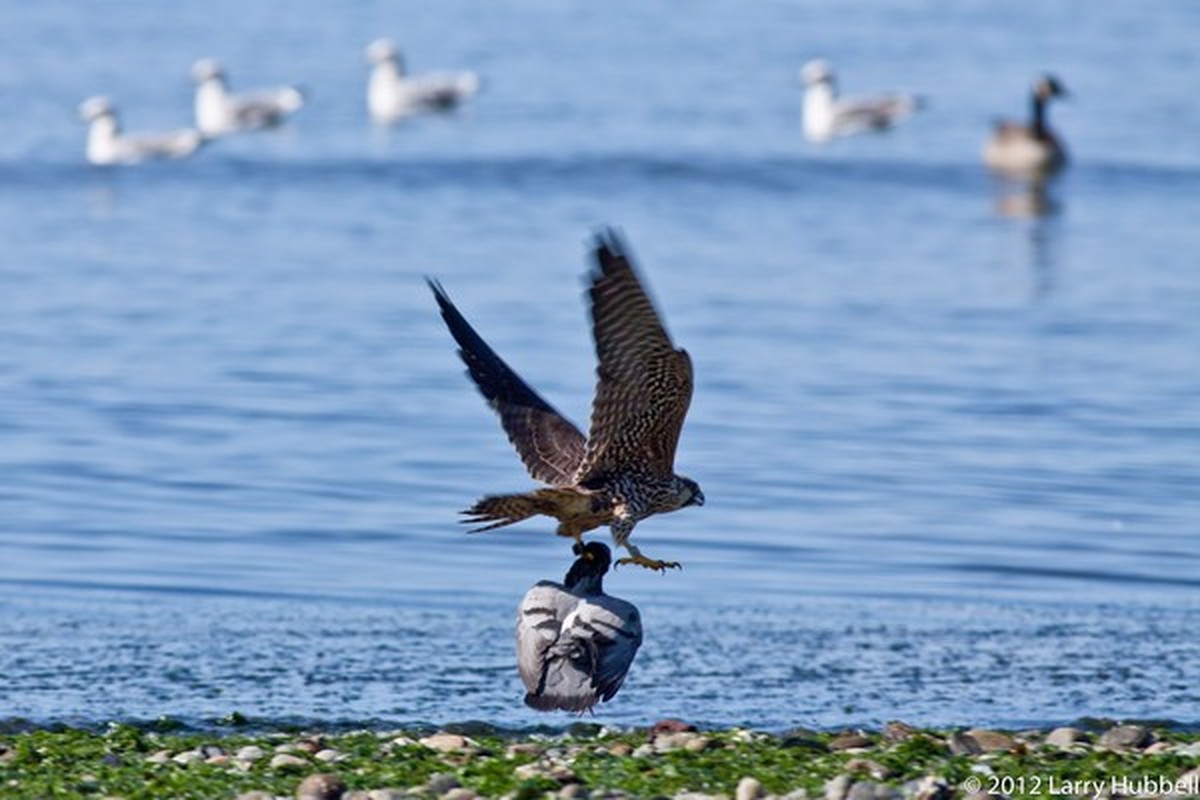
<box><xmin>575</xmin><ymin>231</ymin><xmax>694</xmax><ymax>482</ymax></box>
<box><xmin>428</xmin><ymin>280</ymin><xmax>587</xmax><ymax>487</ymax></box>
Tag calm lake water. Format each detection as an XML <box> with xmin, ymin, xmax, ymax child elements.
<box><xmin>1</xmin><ymin>0</ymin><xmax>1198</xmax><ymax>731</ymax></box>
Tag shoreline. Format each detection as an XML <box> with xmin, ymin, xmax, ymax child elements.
<box><xmin>4</xmin><ymin>711</ymin><xmax>1198</xmax><ymax>738</ymax></box>
<box><xmin>3</xmin><ymin>721</ymin><xmax>1199</xmax><ymax>799</ymax></box>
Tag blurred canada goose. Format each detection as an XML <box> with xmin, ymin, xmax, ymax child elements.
<box><xmin>79</xmin><ymin>96</ymin><xmax>204</xmax><ymax>166</ymax></box>
<box><xmin>984</xmin><ymin>75</ymin><xmax>1068</xmax><ymax>177</ymax></box>
<box><xmin>801</xmin><ymin>59</ymin><xmax>921</xmax><ymax>143</ymax></box>
<box><xmin>365</xmin><ymin>39</ymin><xmax>480</xmax><ymax>123</ymax></box>
<box><xmin>191</xmin><ymin>58</ymin><xmax>305</xmax><ymax>137</ymax></box>
<box><xmin>516</xmin><ymin>542</ymin><xmax>642</xmax><ymax>713</ymax></box>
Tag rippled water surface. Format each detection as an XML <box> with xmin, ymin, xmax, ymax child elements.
<box><xmin>2</xmin><ymin>0</ymin><xmax>1198</xmax><ymax>729</ymax></box>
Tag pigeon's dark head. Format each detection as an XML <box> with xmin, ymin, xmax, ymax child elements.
<box><xmin>565</xmin><ymin>541</ymin><xmax>612</xmax><ymax>591</ymax></box>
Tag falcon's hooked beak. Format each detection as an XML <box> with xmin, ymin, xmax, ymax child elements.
<box><xmin>689</xmin><ymin>490</ymin><xmax>705</xmax><ymax>507</ymax></box>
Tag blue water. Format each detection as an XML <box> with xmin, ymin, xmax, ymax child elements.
<box><xmin>1</xmin><ymin>0</ymin><xmax>1198</xmax><ymax>730</ymax></box>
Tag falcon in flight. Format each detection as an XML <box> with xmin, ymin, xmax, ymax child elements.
<box><xmin>428</xmin><ymin>230</ymin><xmax>704</xmax><ymax>571</ymax></box>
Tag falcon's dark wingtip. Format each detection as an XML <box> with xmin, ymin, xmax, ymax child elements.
<box><xmin>427</xmin><ymin>275</ymin><xmax>567</xmax><ymax>424</ymax></box>
<box><xmin>427</xmin><ymin>277</ymin><xmax>480</xmax><ymax>354</ymax></box>
<box><xmin>426</xmin><ymin>276</ymin><xmax>452</xmax><ymax>311</ymax></box>
<box><xmin>426</xmin><ymin>276</ymin><xmax>489</xmax><ymax>379</ymax></box>
<box><xmin>591</xmin><ymin>227</ymin><xmax>635</xmax><ymax>277</ymax></box>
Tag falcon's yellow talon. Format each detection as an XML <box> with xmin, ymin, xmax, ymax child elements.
<box><xmin>616</xmin><ymin>555</ymin><xmax>682</xmax><ymax>573</ymax></box>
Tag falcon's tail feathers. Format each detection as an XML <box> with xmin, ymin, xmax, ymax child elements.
<box><xmin>460</xmin><ymin>493</ymin><xmax>538</xmax><ymax>533</ymax></box>
<box><xmin>460</xmin><ymin>487</ymin><xmax>598</xmax><ymax>534</ymax></box>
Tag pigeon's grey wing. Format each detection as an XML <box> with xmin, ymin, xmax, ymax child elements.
<box><xmin>575</xmin><ymin>230</ymin><xmax>693</xmax><ymax>483</ymax></box>
<box><xmin>578</xmin><ymin>595</ymin><xmax>643</xmax><ymax>703</ymax></box>
<box><xmin>515</xmin><ymin>582</ymin><xmax>572</xmax><ymax>695</ymax></box>
<box><xmin>519</xmin><ymin>591</ymin><xmax>641</xmax><ymax>713</ymax></box>
<box><xmin>430</xmin><ymin>280</ymin><xmax>587</xmax><ymax>486</ymax></box>
<box><xmin>526</xmin><ymin>636</ymin><xmax>600</xmax><ymax>713</ymax></box>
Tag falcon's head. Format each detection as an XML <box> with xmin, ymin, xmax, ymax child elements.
<box><xmin>674</xmin><ymin>476</ymin><xmax>705</xmax><ymax>509</ymax></box>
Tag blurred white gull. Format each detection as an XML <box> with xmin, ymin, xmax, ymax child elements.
<box><xmin>191</xmin><ymin>58</ymin><xmax>306</xmax><ymax>137</ymax></box>
<box><xmin>801</xmin><ymin>59</ymin><xmax>921</xmax><ymax>143</ymax></box>
<box><xmin>983</xmin><ymin>74</ymin><xmax>1069</xmax><ymax>178</ymax></box>
<box><xmin>365</xmin><ymin>39</ymin><xmax>480</xmax><ymax>123</ymax></box>
<box><xmin>516</xmin><ymin>542</ymin><xmax>642</xmax><ymax>713</ymax></box>
<box><xmin>79</xmin><ymin>96</ymin><xmax>204</xmax><ymax>166</ymax></box>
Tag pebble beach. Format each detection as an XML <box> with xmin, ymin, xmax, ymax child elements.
<box><xmin>3</xmin><ymin>721</ymin><xmax>1198</xmax><ymax>800</ymax></box>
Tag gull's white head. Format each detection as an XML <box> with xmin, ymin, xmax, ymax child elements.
<box><xmin>365</xmin><ymin>39</ymin><xmax>399</xmax><ymax>65</ymax></box>
<box><xmin>191</xmin><ymin>58</ymin><xmax>226</xmax><ymax>83</ymax></box>
<box><xmin>801</xmin><ymin>59</ymin><xmax>834</xmax><ymax>86</ymax></box>
<box><xmin>79</xmin><ymin>95</ymin><xmax>116</xmax><ymax>122</ymax></box>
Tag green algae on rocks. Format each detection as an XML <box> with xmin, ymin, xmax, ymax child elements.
<box><xmin>1</xmin><ymin>722</ymin><xmax>1198</xmax><ymax>799</ymax></box>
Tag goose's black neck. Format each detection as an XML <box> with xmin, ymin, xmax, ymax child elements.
<box><xmin>1031</xmin><ymin>92</ymin><xmax>1049</xmax><ymax>139</ymax></box>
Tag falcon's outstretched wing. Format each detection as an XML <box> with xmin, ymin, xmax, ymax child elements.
<box><xmin>429</xmin><ymin>280</ymin><xmax>587</xmax><ymax>487</ymax></box>
<box><xmin>575</xmin><ymin>231</ymin><xmax>693</xmax><ymax>483</ymax></box>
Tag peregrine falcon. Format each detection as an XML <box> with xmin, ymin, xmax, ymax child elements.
<box><xmin>517</xmin><ymin>542</ymin><xmax>642</xmax><ymax>712</ymax></box>
<box><xmin>428</xmin><ymin>229</ymin><xmax>704</xmax><ymax>571</ymax></box>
